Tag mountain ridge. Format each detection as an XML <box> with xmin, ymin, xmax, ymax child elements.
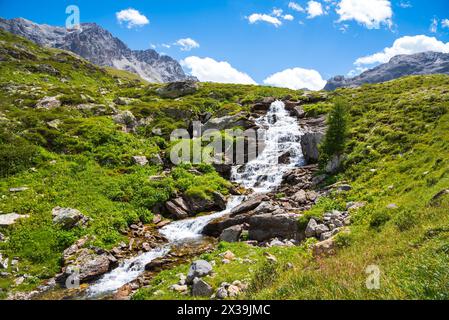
<box><xmin>325</xmin><ymin>51</ymin><xmax>449</xmax><ymax>90</ymax></box>
<box><xmin>0</xmin><ymin>17</ymin><xmax>192</xmax><ymax>83</ymax></box>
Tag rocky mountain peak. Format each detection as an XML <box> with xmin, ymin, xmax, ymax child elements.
<box><xmin>0</xmin><ymin>17</ymin><xmax>192</xmax><ymax>83</ymax></box>
<box><xmin>325</xmin><ymin>51</ymin><xmax>449</xmax><ymax>91</ymax></box>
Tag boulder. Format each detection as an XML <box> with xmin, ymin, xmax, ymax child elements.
<box><xmin>313</xmin><ymin>237</ymin><xmax>336</xmax><ymax>257</ymax></box>
<box><xmin>191</xmin><ymin>278</ymin><xmax>213</xmax><ymax>297</ymax></box>
<box><xmin>202</xmin><ymin>113</ymin><xmax>253</xmax><ymax>132</ymax></box>
<box><xmin>59</xmin><ymin>249</ymin><xmax>113</xmax><ymax>284</ymax></box>
<box><xmin>248</xmin><ymin>213</ymin><xmax>301</xmax><ymax>242</ymax></box>
<box><xmin>165</xmin><ymin>200</ymin><xmax>189</xmax><ymax>219</ymax></box>
<box><xmin>203</xmin><ymin>214</ymin><xmax>251</xmax><ymax>237</ymax></box>
<box><xmin>149</xmin><ymin>154</ymin><xmax>164</xmax><ymax>166</ymax></box>
<box><xmin>35</xmin><ymin>96</ymin><xmax>61</xmax><ymax>109</ymax></box>
<box><xmin>186</xmin><ymin>260</ymin><xmax>213</xmax><ymax>284</ymax></box>
<box><xmin>216</xmin><ymin>287</ymin><xmax>228</xmax><ymax>299</ymax></box>
<box><xmin>156</xmin><ymin>80</ymin><xmax>199</xmax><ymax>99</ymax></box>
<box><xmin>132</xmin><ymin>156</ymin><xmax>148</xmax><ymax>166</ymax></box>
<box><xmin>212</xmin><ymin>163</ymin><xmax>233</xmax><ymax>180</ymax></box>
<box><xmin>305</xmin><ymin>218</ymin><xmax>318</xmax><ymax>238</ymax></box>
<box><xmin>278</xmin><ymin>151</ymin><xmax>291</xmax><ymax>165</ymax></box>
<box><xmin>0</xmin><ymin>253</ymin><xmax>8</xmax><ymax>269</ymax></box>
<box><xmin>112</xmin><ymin>111</ymin><xmax>137</xmax><ymax>132</ymax></box>
<box><xmin>230</xmin><ymin>195</ymin><xmax>268</xmax><ymax>216</ymax></box>
<box><xmin>52</xmin><ymin>207</ymin><xmax>87</xmax><ymax>230</ymax></box>
<box><xmin>346</xmin><ymin>201</ymin><xmax>366</xmax><ymax>211</ymax></box>
<box><xmin>183</xmin><ymin>192</ymin><xmax>226</xmax><ymax>215</ymax></box>
<box><xmin>0</xmin><ymin>213</ymin><xmax>29</xmax><ymax>227</ymax></box>
<box><xmin>300</xmin><ymin>132</ymin><xmax>324</xmax><ymax>164</ymax></box>
<box><xmin>326</xmin><ymin>155</ymin><xmax>344</xmax><ymax>174</ymax></box>
<box><xmin>219</xmin><ymin>225</ymin><xmax>243</xmax><ymax>243</ymax></box>
<box><xmin>292</xmin><ymin>190</ymin><xmax>307</xmax><ymax>204</ymax></box>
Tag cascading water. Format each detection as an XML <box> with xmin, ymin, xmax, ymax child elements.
<box><xmin>232</xmin><ymin>100</ymin><xmax>304</xmax><ymax>193</ymax></box>
<box><xmin>85</xmin><ymin>100</ymin><xmax>303</xmax><ymax>298</ymax></box>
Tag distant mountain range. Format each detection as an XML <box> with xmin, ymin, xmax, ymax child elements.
<box><xmin>325</xmin><ymin>51</ymin><xmax>449</xmax><ymax>90</ymax></box>
<box><xmin>0</xmin><ymin>17</ymin><xmax>192</xmax><ymax>83</ymax></box>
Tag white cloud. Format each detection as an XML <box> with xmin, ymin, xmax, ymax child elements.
<box><xmin>116</xmin><ymin>8</ymin><xmax>149</xmax><ymax>28</ymax></box>
<box><xmin>181</xmin><ymin>56</ymin><xmax>257</xmax><ymax>85</ymax></box>
<box><xmin>247</xmin><ymin>13</ymin><xmax>283</xmax><ymax>27</ymax></box>
<box><xmin>289</xmin><ymin>2</ymin><xmax>305</xmax><ymax>12</ymax></box>
<box><xmin>398</xmin><ymin>1</ymin><xmax>412</xmax><ymax>9</ymax></box>
<box><xmin>336</xmin><ymin>0</ymin><xmax>393</xmax><ymax>29</ymax></box>
<box><xmin>430</xmin><ymin>18</ymin><xmax>438</xmax><ymax>33</ymax></box>
<box><xmin>272</xmin><ymin>8</ymin><xmax>284</xmax><ymax>17</ymax></box>
<box><xmin>263</xmin><ymin>67</ymin><xmax>327</xmax><ymax>91</ymax></box>
<box><xmin>307</xmin><ymin>1</ymin><xmax>324</xmax><ymax>19</ymax></box>
<box><xmin>174</xmin><ymin>38</ymin><xmax>200</xmax><ymax>51</ymax></box>
<box><xmin>355</xmin><ymin>35</ymin><xmax>449</xmax><ymax>65</ymax></box>
<box><xmin>443</xmin><ymin>19</ymin><xmax>449</xmax><ymax>29</ymax></box>
<box><xmin>283</xmin><ymin>14</ymin><xmax>295</xmax><ymax>21</ymax></box>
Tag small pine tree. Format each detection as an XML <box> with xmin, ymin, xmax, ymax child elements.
<box><xmin>319</xmin><ymin>99</ymin><xmax>349</xmax><ymax>170</ymax></box>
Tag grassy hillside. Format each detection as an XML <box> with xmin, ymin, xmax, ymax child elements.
<box><xmin>1</xmin><ymin>29</ymin><xmax>448</xmax><ymax>300</ymax></box>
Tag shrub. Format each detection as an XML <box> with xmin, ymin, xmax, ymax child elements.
<box><xmin>0</xmin><ymin>141</ymin><xmax>39</xmax><ymax>177</ymax></box>
<box><xmin>369</xmin><ymin>210</ymin><xmax>391</xmax><ymax>229</ymax></box>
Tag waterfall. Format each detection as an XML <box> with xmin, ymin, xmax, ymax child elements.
<box><xmin>232</xmin><ymin>100</ymin><xmax>304</xmax><ymax>193</ymax></box>
<box><xmin>86</xmin><ymin>100</ymin><xmax>303</xmax><ymax>298</ymax></box>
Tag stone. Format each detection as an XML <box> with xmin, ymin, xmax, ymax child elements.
<box><xmin>112</xmin><ymin>111</ymin><xmax>137</xmax><ymax>132</ymax></box>
<box><xmin>52</xmin><ymin>207</ymin><xmax>86</xmax><ymax>230</ymax></box>
<box><xmin>346</xmin><ymin>201</ymin><xmax>366</xmax><ymax>211</ymax></box>
<box><xmin>170</xmin><ymin>284</ymin><xmax>188</xmax><ymax>293</ymax></box>
<box><xmin>0</xmin><ymin>232</ymin><xmax>5</xmax><ymax>242</ymax></box>
<box><xmin>191</xmin><ymin>278</ymin><xmax>213</xmax><ymax>297</ymax></box>
<box><xmin>152</xmin><ymin>214</ymin><xmax>162</xmax><ymax>224</ymax></box>
<box><xmin>249</xmin><ymin>213</ymin><xmax>301</xmax><ymax>242</ymax></box>
<box><xmin>142</xmin><ymin>243</ymin><xmax>152</xmax><ymax>252</ymax></box>
<box><xmin>0</xmin><ymin>253</ymin><xmax>8</xmax><ymax>269</ymax></box>
<box><xmin>216</xmin><ymin>287</ymin><xmax>228</xmax><ymax>299</ymax></box>
<box><xmin>0</xmin><ymin>213</ymin><xmax>29</xmax><ymax>227</ymax></box>
<box><xmin>157</xmin><ymin>80</ymin><xmax>199</xmax><ymax>99</ymax></box>
<box><xmin>278</xmin><ymin>151</ymin><xmax>291</xmax><ymax>165</ymax></box>
<box><xmin>47</xmin><ymin>119</ymin><xmax>62</xmax><ymax>130</ymax></box>
<box><xmin>149</xmin><ymin>154</ymin><xmax>163</xmax><ymax>165</ymax></box>
<box><xmin>292</xmin><ymin>190</ymin><xmax>307</xmax><ymax>204</ymax></box>
<box><xmin>337</xmin><ymin>184</ymin><xmax>352</xmax><ymax>192</ymax></box>
<box><xmin>59</xmin><ymin>249</ymin><xmax>112</xmax><ymax>284</ymax></box>
<box><xmin>186</xmin><ymin>260</ymin><xmax>213</xmax><ymax>284</ymax></box>
<box><xmin>222</xmin><ymin>250</ymin><xmax>236</xmax><ymax>261</ymax></box>
<box><xmin>35</xmin><ymin>96</ymin><xmax>61</xmax><ymax>109</ymax></box>
<box><xmin>212</xmin><ymin>163</ymin><xmax>233</xmax><ymax>179</ymax></box>
<box><xmin>315</xmin><ymin>224</ymin><xmax>330</xmax><ymax>236</ymax></box>
<box><xmin>301</xmin><ymin>132</ymin><xmax>324</xmax><ymax>164</ymax></box>
<box><xmin>313</xmin><ymin>238</ymin><xmax>336</xmax><ymax>257</ymax></box>
<box><xmin>132</xmin><ymin>156</ymin><xmax>148</xmax><ymax>166</ymax></box>
<box><xmin>230</xmin><ymin>195</ymin><xmax>269</xmax><ymax>216</ymax></box>
<box><xmin>227</xmin><ymin>285</ymin><xmax>241</xmax><ymax>297</ymax></box>
<box><xmin>222</xmin><ymin>259</ymin><xmax>231</xmax><ymax>264</ymax></box>
<box><xmin>429</xmin><ymin>189</ymin><xmax>449</xmax><ymax>206</ymax></box>
<box><xmin>219</xmin><ymin>225</ymin><xmax>242</xmax><ymax>243</ymax></box>
<box><xmin>305</xmin><ymin>218</ymin><xmax>318</xmax><ymax>238</ymax></box>
<box><xmin>264</xmin><ymin>252</ymin><xmax>277</xmax><ymax>263</ymax></box>
<box><xmin>9</xmin><ymin>187</ymin><xmax>29</xmax><ymax>193</ymax></box>
<box><xmin>165</xmin><ymin>201</ymin><xmax>189</xmax><ymax>219</ymax></box>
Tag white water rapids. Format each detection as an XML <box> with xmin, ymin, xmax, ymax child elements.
<box><xmin>86</xmin><ymin>101</ymin><xmax>304</xmax><ymax>298</ymax></box>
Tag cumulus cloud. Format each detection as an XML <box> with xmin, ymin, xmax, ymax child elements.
<box><xmin>283</xmin><ymin>14</ymin><xmax>295</xmax><ymax>21</ymax></box>
<box><xmin>430</xmin><ymin>18</ymin><xmax>438</xmax><ymax>33</ymax></box>
<box><xmin>174</xmin><ymin>38</ymin><xmax>200</xmax><ymax>51</ymax></box>
<box><xmin>289</xmin><ymin>2</ymin><xmax>305</xmax><ymax>13</ymax></box>
<box><xmin>355</xmin><ymin>35</ymin><xmax>449</xmax><ymax>65</ymax></box>
<box><xmin>181</xmin><ymin>56</ymin><xmax>257</xmax><ymax>85</ymax></box>
<box><xmin>336</xmin><ymin>0</ymin><xmax>393</xmax><ymax>29</ymax></box>
<box><xmin>116</xmin><ymin>8</ymin><xmax>149</xmax><ymax>28</ymax></box>
<box><xmin>307</xmin><ymin>1</ymin><xmax>324</xmax><ymax>19</ymax></box>
<box><xmin>263</xmin><ymin>67</ymin><xmax>327</xmax><ymax>91</ymax></box>
<box><xmin>247</xmin><ymin>13</ymin><xmax>283</xmax><ymax>27</ymax></box>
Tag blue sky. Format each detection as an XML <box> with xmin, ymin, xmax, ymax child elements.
<box><xmin>1</xmin><ymin>0</ymin><xmax>449</xmax><ymax>89</ymax></box>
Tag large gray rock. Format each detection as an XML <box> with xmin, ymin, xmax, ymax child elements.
<box><xmin>202</xmin><ymin>112</ymin><xmax>253</xmax><ymax>132</ymax></box>
<box><xmin>203</xmin><ymin>214</ymin><xmax>251</xmax><ymax>237</ymax></box>
<box><xmin>191</xmin><ymin>278</ymin><xmax>213</xmax><ymax>297</ymax></box>
<box><xmin>301</xmin><ymin>132</ymin><xmax>324</xmax><ymax>164</ymax></box>
<box><xmin>157</xmin><ymin>80</ymin><xmax>198</xmax><ymax>98</ymax></box>
<box><xmin>219</xmin><ymin>225</ymin><xmax>243</xmax><ymax>243</ymax></box>
<box><xmin>0</xmin><ymin>213</ymin><xmax>29</xmax><ymax>227</ymax></box>
<box><xmin>325</xmin><ymin>51</ymin><xmax>449</xmax><ymax>91</ymax></box>
<box><xmin>165</xmin><ymin>200</ymin><xmax>189</xmax><ymax>219</ymax></box>
<box><xmin>186</xmin><ymin>260</ymin><xmax>213</xmax><ymax>285</ymax></box>
<box><xmin>52</xmin><ymin>207</ymin><xmax>86</xmax><ymax>230</ymax></box>
<box><xmin>132</xmin><ymin>156</ymin><xmax>148</xmax><ymax>166</ymax></box>
<box><xmin>305</xmin><ymin>218</ymin><xmax>318</xmax><ymax>238</ymax></box>
<box><xmin>230</xmin><ymin>195</ymin><xmax>268</xmax><ymax>216</ymax></box>
<box><xmin>35</xmin><ymin>96</ymin><xmax>61</xmax><ymax>109</ymax></box>
<box><xmin>248</xmin><ymin>213</ymin><xmax>301</xmax><ymax>242</ymax></box>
